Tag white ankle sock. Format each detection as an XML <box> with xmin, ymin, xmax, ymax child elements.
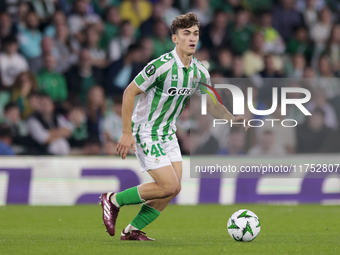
<box><xmin>109</xmin><ymin>193</ymin><xmax>120</xmax><ymax>208</ymax></box>
<box><xmin>123</xmin><ymin>224</ymin><xmax>139</xmax><ymax>235</ymax></box>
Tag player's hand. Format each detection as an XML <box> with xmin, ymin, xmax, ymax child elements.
<box><xmin>116</xmin><ymin>133</ymin><xmax>136</xmax><ymax>159</ymax></box>
<box><xmin>231</xmin><ymin>116</ymin><xmax>250</xmax><ymax>131</ymax></box>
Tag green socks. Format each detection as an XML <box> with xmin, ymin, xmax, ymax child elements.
<box><xmin>115</xmin><ymin>186</ymin><xmax>143</xmax><ymax>207</ymax></box>
<box><xmin>115</xmin><ymin>186</ymin><xmax>161</xmax><ymax>230</ymax></box>
<box><xmin>130</xmin><ymin>204</ymin><xmax>161</xmax><ymax>230</ymax></box>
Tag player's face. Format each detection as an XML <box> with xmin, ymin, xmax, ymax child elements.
<box><xmin>173</xmin><ymin>25</ymin><xmax>199</xmax><ymax>55</ymax></box>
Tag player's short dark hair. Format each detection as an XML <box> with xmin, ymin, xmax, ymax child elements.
<box><xmin>170</xmin><ymin>12</ymin><xmax>200</xmax><ymax>35</ymax></box>
<box><xmin>4</xmin><ymin>102</ymin><xmax>18</xmax><ymax>113</ymax></box>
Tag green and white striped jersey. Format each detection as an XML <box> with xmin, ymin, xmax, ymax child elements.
<box><xmin>132</xmin><ymin>47</ymin><xmax>210</xmax><ymax>142</ymax></box>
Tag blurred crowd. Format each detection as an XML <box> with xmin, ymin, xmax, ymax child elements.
<box><xmin>0</xmin><ymin>0</ymin><xmax>340</xmax><ymax>156</ymax></box>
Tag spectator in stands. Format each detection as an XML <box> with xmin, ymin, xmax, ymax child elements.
<box><xmin>218</xmin><ymin>128</ymin><xmax>246</xmax><ymax>155</ymax></box>
<box><xmin>140</xmin><ymin>2</ymin><xmax>165</xmax><ymax>37</ymax></box>
<box><xmin>310</xmin><ymin>7</ymin><xmax>333</xmax><ymax>47</ymax></box>
<box><xmin>226</xmin><ymin>56</ymin><xmax>247</xmax><ymax>78</ymax></box>
<box><xmin>259</xmin><ymin>105</ymin><xmax>297</xmax><ymax>154</ymax></box>
<box><xmin>243</xmin><ymin>32</ymin><xmax>265</xmax><ymax>77</ymax></box>
<box><xmin>37</xmin><ymin>54</ymin><xmax>68</xmax><ymax>104</ymax></box>
<box><xmin>303</xmin><ymin>66</ymin><xmax>316</xmax><ymax>79</ymax></box>
<box><xmin>321</xmin><ymin>125</ymin><xmax>340</xmax><ymax>153</ymax></box>
<box><xmin>18</xmin><ymin>11</ymin><xmax>42</xmax><ymax>59</ymax></box>
<box><xmin>286</xmin><ymin>53</ymin><xmax>306</xmax><ymax>78</ymax></box>
<box><xmin>86</xmin><ymin>86</ymin><xmax>105</xmax><ymax>141</ymax></box>
<box><xmin>0</xmin><ymin>12</ymin><xmax>16</xmax><ymax>41</ymax></box>
<box><xmin>64</xmin><ymin>48</ymin><xmax>104</xmax><ymax>104</ymax></box>
<box><xmin>68</xmin><ymin>104</ymin><xmax>88</xmax><ymax>149</ymax></box>
<box><xmin>105</xmin><ymin>44</ymin><xmax>142</xmax><ymax>96</ymax></box>
<box><xmin>322</xmin><ymin>24</ymin><xmax>340</xmax><ymax>76</ymax></box>
<box><xmin>11</xmin><ymin>71</ymin><xmax>38</xmax><ymax>119</ymax></box>
<box><xmin>285</xmin><ymin>25</ymin><xmax>314</xmax><ymax>64</ymax></box>
<box><xmin>296</xmin><ymin>0</ymin><xmax>326</xmax><ymax>13</ymax></box>
<box><xmin>194</xmin><ymin>47</ymin><xmax>215</xmax><ymax>71</ymax></box>
<box><xmin>103</xmin><ymin>96</ymin><xmax>123</xmax><ymax>143</ymax></box>
<box><xmin>30</xmin><ymin>0</ymin><xmax>56</xmax><ymax>24</ymax></box>
<box><xmin>272</xmin><ymin>0</ymin><xmax>303</xmax><ymax>42</ymax></box>
<box><xmin>27</xmin><ymin>91</ymin><xmax>42</xmax><ymax>114</ymax></box>
<box><xmin>99</xmin><ymin>6</ymin><xmax>121</xmax><ymax>51</ymax></box>
<box><xmin>297</xmin><ymin>108</ymin><xmax>330</xmax><ymax>153</ymax></box>
<box><xmin>194</xmin><ymin>114</ymin><xmax>219</xmax><ymax>155</ymax></box>
<box><xmin>227</xmin><ymin>7</ymin><xmax>253</xmax><ymax>55</ymax></box>
<box><xmin>91</xmin><ymin>0</ymin><xmax>116</xmax><ymax>16</ymax></box>
<box><xmin>83</xmin><ymin>24</ymin><xmax>107</xmax><ymax>68</ymax></box>
<box><xmin>0</xmin><ymin>35</ymin><xmax>29</xmax><ymax>89</ymax></box>
<box><xmin>0</xmin><ymin>123</ymin><xmax>14</xmax><ymax>156</ymax></box>
<box><xmin>120</xmin><ymin>0</ymin><xmax>152</xmax><ymax>28</ymax></box>
<box><xmin>53</xmin><ymin>24</ymin><xmax>75</xmax><ymax>69</ymax></box>
<box><xmin>16</xmin><ymin>2</ymin><xmax>30</xmax><ymax>32</ymax></box>
<box><xmin>139</xmin><ymin>37</ymin><xmax>154</xmax><ymax>64</ymax></box>
<box><xmin>160</xmin><ymin>0</ymin><xmax>180</xmax><ymax>27</ymax></box>
<box><xmin>215</xmin><ymin>48</ymin><xmax>233</xmax><ymax>76</ymax></box>
<box><xmin>29</xmin><ymin>36</ymin><xmax>66</xmax><ymax>74</ymax></box>
<box><xmin>258</xmin><ymin>54</ymin><xmax>283</xmax><ymax>78</ymax></box>
<box><xmin>82</xmin><ymin>136</ymin><xmax>102</xmax><ymax>155</ymax></box>
<box><xmin>316</xmin><ymin>55</ymin><xmax>340</xmax><ymax>99</ymax></box>
<box><xmin>209</xmin><ymin>0</ymin><xmax>242</xmax><ymax>14</ymax></box>
<box><xmin>2</xmin><ymin>103</ymin><xmax>32</xmax><ymax>154</ymax></box>
<box><xmin>302</xmin><ymin>0</ymin><xmax>319</xmax><ymax>29</ymax></box>
<box><xmin>27</xmin><ymin>94</ymin><xmax>72</xmax><ymax>155</ymax></box>
<box><xmin>151</xmin><ymin>20</ymin><xmax>173</xmax><ymax>59</ymax></box>
<box><xmin>257</xmin><ymin>11</ymin><xmax>285</xmax><ymax>54</ymax></box>
<box><xmin>243</xmin><ymin>0</ymin><xmax>274</xmax><ymax>14</ymax></box>
<box><xmin>43</xmin><ymin>10</ymin><xmax>67</xmax><ymax>38</ymax></box>
<box><xmin>188</xmin><ymin>0</ymin><xmax>212</xmax><ymax>27</ymax></box>
<box><xmin>201</xmin><ymin>10</ymin><xmax>229</xmax><ymax>51</ymax></box>
<box><xmin>306</xmin><ymin>88</ymin><xmax>338</xmax><ymax>130</ymax></box>
<box><xmin>68</xmin><ymin>0</ymin><xmax>102</xmax><ymax>43</ymax></box>
<box><xmin>248</xmin><ymin>130</ymin><xmax>286</xmax><ymax>156</ymax></box>
<box><xmin>109</xmin><ymin>20</ymin><xmax>135</xmax><ymax>62</ymax></box>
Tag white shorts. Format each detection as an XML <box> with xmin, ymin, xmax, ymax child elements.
<box><xmin>134</xmin><ymin>134</ymin><xmax>182</xmax><ymax>173</ymax></box>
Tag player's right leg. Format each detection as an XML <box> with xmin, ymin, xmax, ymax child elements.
<box><xmin>100</xmin><ymin>164</ymin><xmax>179</xmax><ymax>236</ymax></box>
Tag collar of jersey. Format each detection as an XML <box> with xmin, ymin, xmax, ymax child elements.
<box><xmin>172</xmin><ymin>47</ymin><xmax>195</xmax><ymax>70</ymax></box>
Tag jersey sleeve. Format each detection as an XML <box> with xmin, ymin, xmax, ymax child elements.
<box><xmin>134</xmin><ymin>62</ymin><xmax>159</xmax><ymax>92</ymax></box>
<box><xmin>196</xmin><ymin>66</ymin><xmax>210</xmax><ymax>96</ymax></box>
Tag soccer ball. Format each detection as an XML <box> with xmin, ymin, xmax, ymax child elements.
<box><xmin>227</xmin><ymin>209</ymin><xmax>261</xmax><ymax>242</ymax></box>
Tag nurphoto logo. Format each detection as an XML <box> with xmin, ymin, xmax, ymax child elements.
<box><xmin>200</xmin><ymin>84</ymin><xmax>312</xmax><ymax>128</ymax></box>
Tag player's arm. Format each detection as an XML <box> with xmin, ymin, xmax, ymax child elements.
<box><xmin>206</xmin><ymin>94</ymin><xmax>249</xmax><ymax>131</ymax></box>
<box><xmin>116</xmin><ymin>81</ymin><xmax>144</xmax><ymax>159</ymax></box>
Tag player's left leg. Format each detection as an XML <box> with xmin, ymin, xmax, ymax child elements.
<box><xmin>144</xmin><ymin>161</ymin><xmax>182</xmax><ymax>211</ymax></box>
<box><xmin>120</xmin><ymin>161</ymin><xmax>182</xmax><ymax>241</ymax></box>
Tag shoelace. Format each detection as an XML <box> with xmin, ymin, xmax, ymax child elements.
<box><xmin>132</xmin><ymin>230</ymin><xmax>146</xmax><ymax>236</ymax></box>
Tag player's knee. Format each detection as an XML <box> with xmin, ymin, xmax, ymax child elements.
<box><xmin>174</xmin><ymin>185</ymin><xmax>181</xmax><ymax>196</ymax></box>
<box><xmin>161</xmin><ymin>183</ymin><xmax>179</xmax><ymax>198</ymax></box>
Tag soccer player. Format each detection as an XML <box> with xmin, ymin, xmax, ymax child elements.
<box><xmin>100</xmin><ymin>12</ymin><xmax>248</xmax><ymax>241</ymax></box>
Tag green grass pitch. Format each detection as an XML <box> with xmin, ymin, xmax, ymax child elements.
<box><xmin>1</xmin><ymin>204</ymin><xmax>339</xmax><ymax>255</ymax></box>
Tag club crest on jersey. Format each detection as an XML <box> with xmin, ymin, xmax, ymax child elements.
<box><xmin>145</xmin><ymin>64</ymin><xmax>156</xmax><ymax>76</ymax></box>
<box><xmin>167</xmin><ymin>87</ymin><xmax>195</xmax><ymax>96</ymax></box>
